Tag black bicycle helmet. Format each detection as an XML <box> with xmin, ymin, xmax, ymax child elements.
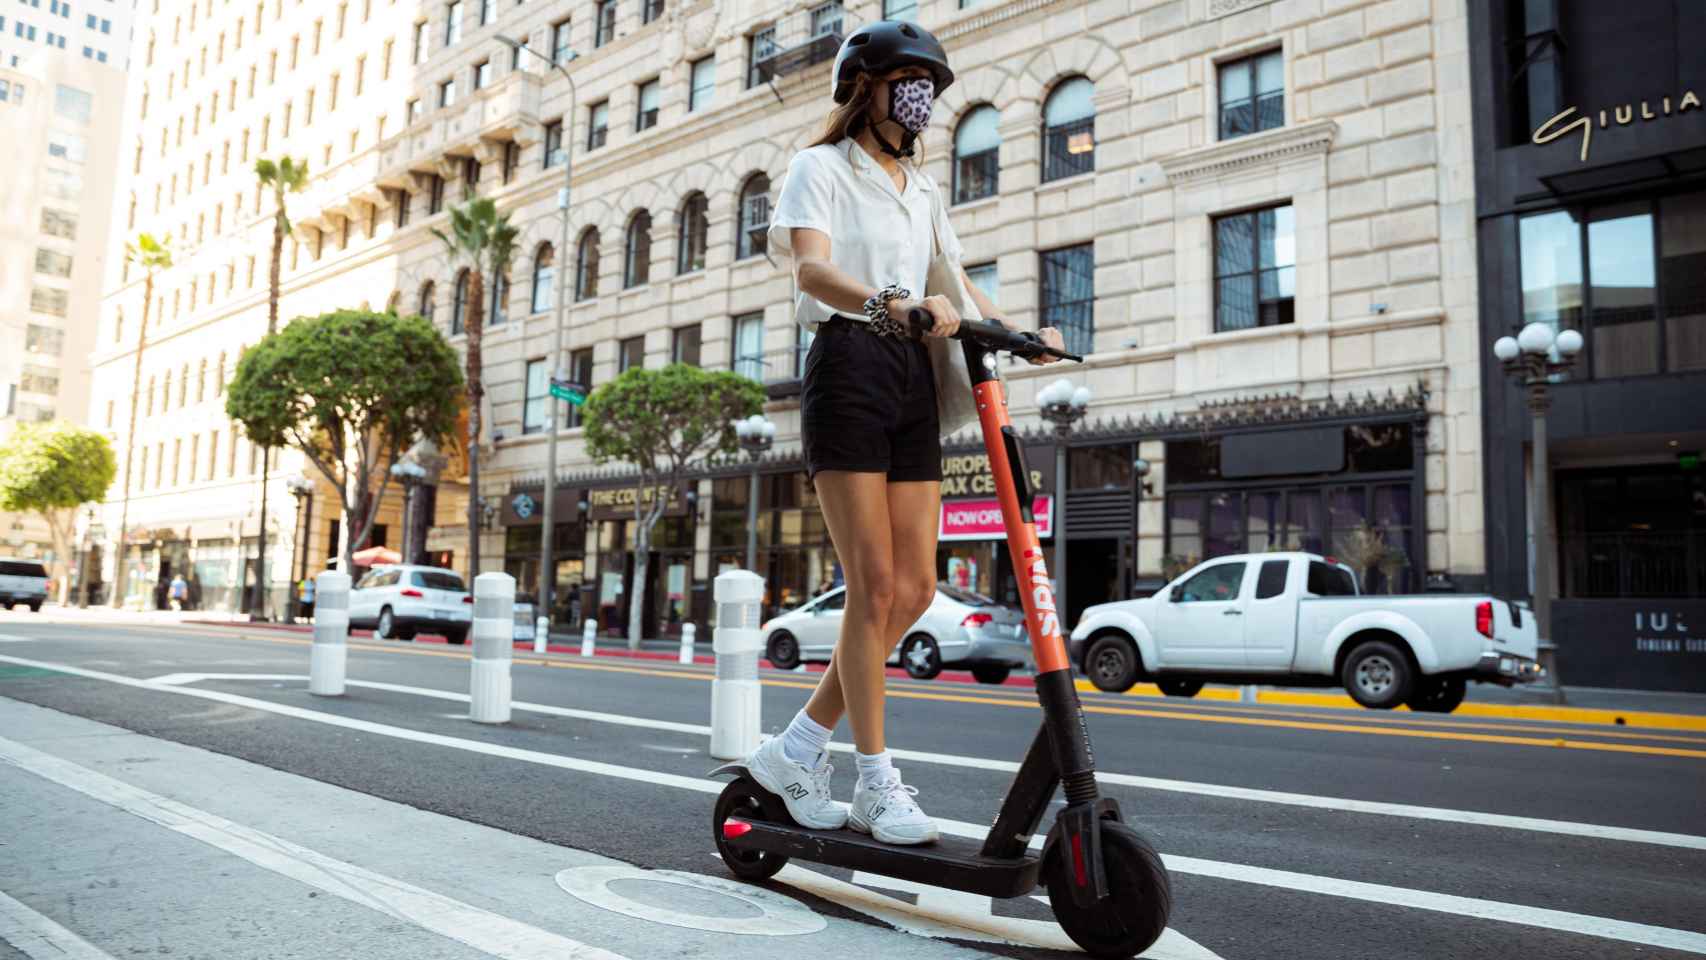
<box><xmin>831</xmin><ymin>20</ymin><xmax>954</xmax><ymax>104</ymax></box>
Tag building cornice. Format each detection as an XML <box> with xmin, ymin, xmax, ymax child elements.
<box><xmin>1158</xmin><ymin>118</ymin><xmax>1339</xmax><ymax>183</ymax></box>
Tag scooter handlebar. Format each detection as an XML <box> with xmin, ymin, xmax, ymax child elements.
<box><xmin>906</xmin><ymin>308</ymin><xmax>1082</xmax><ymax>363</ymax></box>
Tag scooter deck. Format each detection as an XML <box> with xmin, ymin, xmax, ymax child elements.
<box><xmin>724</xmin><ymin>817</ymin><xmax>1043</xmax><ymax>898</ymax></box>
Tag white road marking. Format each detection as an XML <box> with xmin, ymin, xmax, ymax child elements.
<box><xmin>0</xmin><ymin>733</ymin><xmax>632</xmax><ymax>960</ymax></box>
<box><xmin>167</xmin><ymin>672</ymin><xmax>1706</xmax><ymax>854</ymax></box>
<box><xmin>555</xmin><ymin>865</ymin><xmax>826</xmax><ymax>936</ymax></box>
<box><xmin>6</xmin><ymin>654</ymin><xmax>1705</xmax><ymax>956</ymax></box>
<box><xmin>147</xmin><ymin>672</ymin><xmax>300</xmax><ymax>685</ymax></box>
<box><xmin>0</xmin><ymin>635</ymin><xmax>35</xmax><ymax>643</ymax></box>
<box><xmin>0</xmin><ymin>889</ymin><xmax>119</xmax><ymax>959</ymax></box>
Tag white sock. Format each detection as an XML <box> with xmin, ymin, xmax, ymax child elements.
<box><xmin>856</xmin><ymin>750</ymin><xmax>895</xmax><ymax>788</ymax></box>
<box><xmin>780</xmin><ymin>710</ymin><xmax>833</xmax><ymax>768</ymax></box>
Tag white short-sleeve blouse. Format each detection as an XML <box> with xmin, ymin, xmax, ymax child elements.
<box><xmin>767</xmin><ymin>137</ymin><xmax>964</xmax><ymax>333</ymax></box>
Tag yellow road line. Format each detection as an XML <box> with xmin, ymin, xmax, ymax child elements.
<box><xmin>210</xmin><ymin>631</ymin><xmax>1706</xmax><ymax>760</ymax></box>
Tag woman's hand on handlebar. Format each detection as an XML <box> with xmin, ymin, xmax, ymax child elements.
<box><xmin>889</xmin><ymin>294</ymin><xmax>960</xmax><ymax>339</ymax></box>
<box><xmin>1026</xmin><ymin>326</ymin><xmax>1066</xmax><ymax>365</ymax></box>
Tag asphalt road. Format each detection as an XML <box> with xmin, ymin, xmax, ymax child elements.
<box><xmin>1</xmin><ymin>611</ymin><xmax>1703</xmax><ymax>960</ymax></box>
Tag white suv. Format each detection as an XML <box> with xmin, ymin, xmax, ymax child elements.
<box><xmin>348</xmin><ymin>565</ymin><xmax>472</xmax><ymax>643</ymax></box>
<box><xmin>0</xmin><ymin>559</ymin><xmax>49</xmax><ymax>612</ymax></box>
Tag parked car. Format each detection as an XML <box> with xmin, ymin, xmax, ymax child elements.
<box><xmin>762</xmin><ymin>582</ymin><xmax>1031</xmax><ymax>683</ymax></box>
<box><xmin>348</xmin><ymin>565</ymin><xmax>472</xmax><ymax>643</ymax></box>
<box><xmin>0</xmin><ymin>559</ymin><xmax>49</xmax><ymax>612</ymax></box>
<box><xmin>1067</xmin><ymin>551</ymin><xmax>1542</xmax><ymax>713</ymax></box>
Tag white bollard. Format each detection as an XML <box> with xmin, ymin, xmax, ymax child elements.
<box><xmin>678</xmin><ymin>622</ymin><xmax>696</xmax><ymax>664</ymax></box>
<box><xmin>710</xmin><ymin>570</ymin><xmax>765</xmax><ymax>760</ymax></box>
<box><xmin>534</xmin><ymin>615</ymin><xmax>549</xmax><ymax>654</ymax></box>
<box><xmin>309</xmin><ymin>571</ymin><xmax>350</xmax><ymax>697</ymax></box>
<box><xmin>581</xmin><ymin>618</ymin><xmax>597</xmax><ymax>657</ymax></box>
<box><xmin>470</xmin><ymin>572</ymin><xmax>515</xmax><ymax>724</ymax></box>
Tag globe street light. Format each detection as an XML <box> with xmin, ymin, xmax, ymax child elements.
<box><xmin>498</xmin><ymin>33</ymin><xmax>579</xmax><ymax>637</ymax></box>
<box><xmin>389</xmin><ymin>461</ymin><xmax>427</xmax><ymax>565</ymax></box>
<box><xmin>1037</xmin><ymin>377</ymin><xmax>1092</xmax><ymax>620</ymax></box>
<box><xmin>734</xmin><ymin>414</ymin><xmax>776</xmax><ymax>571</ymax></box>
<box><xmin>1492</xmin><ymin>321</ymin><xmax>1583</xmax><ymax>704</ymax></box>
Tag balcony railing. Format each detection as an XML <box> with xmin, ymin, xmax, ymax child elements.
<box><xmin>1559</xmin><ymin>532</ymin><xmax>1706</xmax><ymax>598</ymax></box>
<box><xmin>750</xmin><ymin>2</ymin><xmax>856</xmax><ymax>87</ymax></box>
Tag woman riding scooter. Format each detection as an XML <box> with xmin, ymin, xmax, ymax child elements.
<box><xmin>742</xmin><ymin>19</ymin><xmax>1064</xmax><ymax>845</ymax></box>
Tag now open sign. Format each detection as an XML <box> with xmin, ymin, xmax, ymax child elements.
<box><xmin>939</xmin><ymin>496</ymin><xmax>1053</xmax><ymax>542</ymax></box>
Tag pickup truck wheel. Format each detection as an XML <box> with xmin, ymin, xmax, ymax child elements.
<box><xmin>1407</xmin><ymin>676</ymin><xmax>1467</xmax><ymax>713</ymax></box>
<box><xmin>1158</xmin><ymin>678</ymin><xmax>1205</xmax><ymax>698</ymax></box>
<box><xmin>1086</xmin><ymin>635</ymin><xmax>1140</xmax><ymax>692</ymax></box>
<box><xmin>1343</xmin><ymin>640</ymin><xmax>1413</xmax><ymax>709</ymax></box>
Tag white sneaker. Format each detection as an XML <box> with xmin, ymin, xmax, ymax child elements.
<box><xmin>850</xmin><ymin>774</ymin><xmax>939</xmax><ymax>845</ymax></box>
<box><xmin>744</xmin><ymin>736</ymin><xmax>848</xmax><ymax>830</ymax></box>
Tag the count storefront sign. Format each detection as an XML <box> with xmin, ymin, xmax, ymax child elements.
<box><xmin>939</xmin><ymin>496</ymin><xmax>1053</xmax><ymax>541</ymax></box>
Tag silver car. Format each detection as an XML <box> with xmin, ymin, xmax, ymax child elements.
<box><xmin>761</xmin><ymin>582</ymin><xmax>1033</xmax><ymax>684</ymax></box>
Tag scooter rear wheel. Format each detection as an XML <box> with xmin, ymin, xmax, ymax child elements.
<box><xmin>1045</xmin><ymin>821</ymin><xmax>1172</xmax><ymax>958</ymax></box>
<box><xmin>713</xmin><ymin>777</ymin><xmax>791</xmax><ymax>882</ymax></box>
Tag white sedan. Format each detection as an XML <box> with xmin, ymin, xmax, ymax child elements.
<box><xmin>761</xmin><ymin>582</ymin><xmax>1032</xmax><ymax>684</ymax></box>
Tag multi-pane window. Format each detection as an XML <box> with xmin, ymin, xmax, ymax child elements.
<box><xmin>1042</xmin><ymin>77</ymin><xmax>1095</xmax><ymax>182</ymax></box>
<box><xmin>575</xmin><ymin>229</ymin><xmax>600</xmax><ymax>300</ymax></box>
<box><xmin>635</xmin><ymin>78</ymin><xmax>660</xmax><ymax>131</ymax></box>
<box><xmin>1519</xmin><ymin>192</ymin><xmax>1706</xmax><ymax>377</ymax></box>
<box><xmin>412</xmin><ymin>21</ymin><xmax>428</xmax><ymax>63</ymax></box>
<box><xmin>479</xmin><ymin>0</ymin><xmax>495</xmax><ymax>26</ymax></box>
<box><xmin>462</xmin><ymin>156</ymin><xmax>481</xmax><ymax>194</ymax></box>
<box><xmin>643</xmin><ymin>0</ymin><xmax>665</xmax><ymax>24</ymax></box>
<box><xmin>34</xmin><ymin>249</ymin><xmax>73</xmax><ymax>278</ymax></box>
<box><xmin>428</xmin><ymin>173</ymin><xmax>446</xmax><ymax>214</ymax></box>
<box><xmin>588</xmin><ymin>101</ymin><xmax>608</xmax><ymax>150</ymax></box>
<box><xmin>747</xmin><ymin>26</ymin><xmax>775</xmax><ymax>88</ymax></box>
<box><xmin>40</xmin><ymin>209</ymin><xmax>76</xmax><ymax>239</ymax></box>
<box><xmin>732</xmin><ymin>312</ymin><xmax>765</xmax><ymax>381</ymax></box>
<box><xmin>737</xmin><ymin>174</ymin><xmax>770</xmax><ymax>260</ymax></box>
<box><xmin>543</xmin><ymin>119</ymin><xmax>564</xmax><ymax>168</ymax></box>
<box><xmin>473</xmin><ymin>60</ymin><xmax>491</xmax><ymax>91</ymax></box>
<box><xmin>489</xmin><ymin>271</ymin><xmax>509</xmax><ymax>325</ymax></box>
<box><xmin>1040</xmin><ymin>244</ymin><xmax>1094</xmax><ymax>355</ymax></box>
<box><xmin>444</xmin><ymin>1</ymin><xmax>463</xmax><ymax>45</ymax></box>
<box><xmin>1219</xmin><ymin>49</ymin><xmax>1284</xmax><ymax>140</ymax></box>
<box><xmin>565</xmin><ymin>348</ymin><xmax>593</xmax><ymax>428</ymax></box>
<box><xmin>438</xmin><ymin>78</ymin><xmax>456</xmax><ymax>108</ymax></box>
<box><xmin>407</xmin><ymin>97</ymin><xmax>422</xmax><ymax>122</ymax></box>
<box><xmin>503</xmin><ymin>141</ymin><xmax>520</xmax><ymax>183</ymax></box>
<box><xmin>672</xmin><ymin>324</ymin><xmax>701</xmax><ymax>366</ymax></box>
<box><xmin>451</xmin><ymin>269</ymin><xmax>471</xmax><ymax>334</ymax></box>
<box><xmin>689</xmin><ymin>56</ymin><xmax>715</xmax><ymax>112</ymax></box>
<box><xmin>551</xmin><ymin>19</ymin><xmax>571</xmax><ymax>65</ymax></box>
<box><xmin>677</xmin><ymin>192</ymin><xmax>709</xmax><ymax>273</ymax></box>
<box><xmin>624</xmin><ymin>211</ymin><xmax>652</xmax><ymax>287</ymax></box>
<box><xmin>531</xmin><ymin>243</ymin><xmax>555</xmax><ymax>312</ymax></box>
<box><xmin>594</xmin><ymin>0</ymin><xmax>616</xmax><ymax>47</ymax></box>
<box><xmin>953</xmin><ymin>105</ymin><xmax>1000</xmax><ymax>205</ymax></box>
<box><xmin>965</xmin><ymin>262</ymin><xmax>998</xmax><ymax>302</ymax></box>
<box><xmin>1213</xmin><ymin>204</ymin><xmax>1295</xmax><ymax>332</ymax></box>
<box><xmin>619</xmin><ymin>335</ymin><xmax>645</xmax><ymax>373</ymax></box>
<box><xmin>523</xmin><ymin>359</ymin><xmax>547</xmax><ymax>434</ymax></box>
<box><xmin>884</xmin><ymin>0</ymin><xmax>918</xmax><ymax>20</ymax></box>
<box><xmin>394</xmin><ymin>188</ymin><xmax>412</xmax><ymax>227</ymax></box>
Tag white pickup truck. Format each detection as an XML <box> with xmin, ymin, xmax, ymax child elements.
<box><xmin>1067</xmin><ymin>552</ymin><xmax>1542</xmax><ymax>713</ymax></box>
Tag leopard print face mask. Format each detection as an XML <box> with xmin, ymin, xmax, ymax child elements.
<box><xmin>887</xmin><ymin>76</ymin><xmax>935</xmax><ymax>134</ymax></box>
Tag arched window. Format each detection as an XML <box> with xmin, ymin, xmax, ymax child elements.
<box><xmin>489</xmin><ymin>270</ymin><xmax>510</xmax><ymax>326</ymax></box>
<box><xmin>677</xmin><ymin>192</ymin><xmax>708</xmax><ymax>274</ymax></box>
<box><xmin>953</xmin><ymin>105</ymin><xmax>1001</xmax><ymax>205</ymax></box>
<box><xmin>736</xmin><ymin>174</ymin><xmax>770</xmax><ymax>260</ymax></box>
<box><xmin>575</xmin><ymin>228</ymin><xmax>600</xmax><ymax>301</ymax></box>
<box><xmin>624</xmin><ymin>210</ymin><xmax>652</xmax><ymax>288</ymax></box>
<box><xmin>1042</xmin><ymin>77</ymin><xmax>1095</xmax><ymax>182</ymax></box>
<box><xmin>419</xmin><ymin>280</ymin><xmax>436</xmax><ymax>323</ymax></box>
<box><xmin>531</xmin><ymin>242</ymin><xmax>555</xmax><ymax>313</ymax></box>
<box><xmin>385</xmin><ymin>290</ymin><xmax>402</xmax><ymax>314</ymax></box>
<box><xmin>451</xmin><ymin>268</ymin><xmax>471</xmax><ymax>334</ymax></box>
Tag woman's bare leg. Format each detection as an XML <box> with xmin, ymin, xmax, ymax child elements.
<box><xmin>802</xmin><ymin>470</ymin><xmax>896</xmax><ymax>754</ymax></box>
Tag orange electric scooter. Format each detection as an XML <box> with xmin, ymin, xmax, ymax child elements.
<box><xmin>710</xmin><ymin>310</ymin><xmax>1171</xmax><ymax>958</ymax></box>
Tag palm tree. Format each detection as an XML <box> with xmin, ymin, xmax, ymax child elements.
<box><xmin>434</xmin><ymin>197</ymin><xmax>519</xmax><ymax>579</ymax></box>
<box><xmin>250</xmin><ymin>156</ymin><xmax>308</xmax><ymax>620</ymax></box>
<box><xmin>111</xmin><ymin>233</ymin><xmax>173</xmax><ymax>608</ymax></box>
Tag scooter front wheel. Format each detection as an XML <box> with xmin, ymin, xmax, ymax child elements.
<box><xmin>1045</xmin><ymin>821</ymin><xmax>1172</xmax><ymax>958</ymax></box>
<box><xmin>713</xmin><ymin>776</ymin><xmax>791</xmax><ymax>882</ymax></box>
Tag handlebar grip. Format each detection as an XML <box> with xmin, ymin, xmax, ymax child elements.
<box><xmin>904</xmin><ymin>307</ymin><xmax>1083</xmax><ymax>363</ymax></box>
<box><xmin>907</xmin><ymin>307</ymin><xmax>933</xmax><ymax>339</ymax></box>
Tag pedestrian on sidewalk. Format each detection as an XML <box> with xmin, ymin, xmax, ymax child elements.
<box><xmin>297</xmin><ymin>576</ymin><xmax>316</xmax><ymax>622</ymax></box>
<box><xmin>739</xmin><ymin>20</ymin><xmax>1064</xmax><ymax>847</ymax></box>
<box><xmin>168</xmin><ymin>573</ymin><xmax>188</xmax><ymax>611</ymax></box>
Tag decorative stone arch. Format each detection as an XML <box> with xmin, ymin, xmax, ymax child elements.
<box><xmin>611</xmin><ymin>178</ymin><xmax>667</xmax><ymax>225</ymax></box>
<box><xmin>659</xmin><ymin>156</ymin><xmax>722</xmax><ymax>219</ymax></box>
<box><xmin>930</xmin><ymin>65</ymin><xmax>1018</xmax><ymax>136</ymax></box>
<box><xmin>720</xmin><ymin>139</ymin><xmax>788</xmax><ymax>209</ymax></box>
<box><xmin>1012</xmin><ymin>36</ymin><xmax>1130</xmax><ymax>115</ymax></box>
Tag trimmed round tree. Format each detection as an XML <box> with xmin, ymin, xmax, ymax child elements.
<box><xmin>0</xmin><ymin>421</ymin><xmax>117</xmax><ymax>602</ymax></box>
<box><xmin>225</xmin><ymin>309</ymin><xmax>463</xmax><ymax>577</ymax></box>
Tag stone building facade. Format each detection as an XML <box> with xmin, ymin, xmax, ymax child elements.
<box><xmin>91</xmin><ymin>0</ymin><xmax>1487</xmax><ymax>631</ymax></box>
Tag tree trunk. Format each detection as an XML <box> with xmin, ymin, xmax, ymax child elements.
<box><xmin>254</xmin><ymin>201</ymin><xmax>286</xmax><ymax>619</ymax></box>
<box><xmin>112</xmin><ymin>273</ymin><xmax>153</xmax><ymax>607</ymax></box>
<box><xmin>627</xmin><ymin>520</ymin><xmax>649</xmax><ymax>651</ymax></box>
<box><xmin>463</xmin><ymin>269</ymin><xmax>485</xmax><ymax>580</ymax></box>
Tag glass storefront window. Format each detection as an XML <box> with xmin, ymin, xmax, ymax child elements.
<box><xmin>1660</xmin><ymin>191</ymin><xmax>1706</xmax><ymax>372</ymax></box>
<box><xmin>1519</xmin><ymin>208</ymin><xmax>1584</xmax><ymax>342</ymax></box>
<box><xmin>1069</xmin><ymin>443</ymin><xmax>1134</xmax><ymax>490</ymax></box>
<box><xmin>1588</xmin><ymin>203</ymin><xmax>1658</xmax><ymax>378</ymax></box>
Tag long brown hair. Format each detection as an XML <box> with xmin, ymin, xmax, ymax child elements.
<box><xmin>808</xmin><ymin>72</ymin><xmax>927</xmax><ymax>161</ymax></box>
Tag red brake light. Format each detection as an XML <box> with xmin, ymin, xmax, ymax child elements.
<box><xmin>961</xmin><ymin>612</ymin><xmax>993</xmax><ymax>629</ymax></box>
<box><xmin>462</xmin><ymin>595</ymin><xmax>474</xmax><ymax>604</ymax></box>
<box><xmin>1475</xmin><ymin>600</ymin><xmax>1493</xmax><ymax>639</ymax></box>
<box><xmin>400</xmin><ymin>588</ymin><xmax>424</xmax><ymax>598</ymax></box>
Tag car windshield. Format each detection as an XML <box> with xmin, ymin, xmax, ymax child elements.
<box><xmin>936</xmin><ymin>581</ymin><xmax>995</xmax><ymax>606</ymax></box>
<box><xmin>412</xmin><ymin>571</ymin><xmax>466</xmax><ymax>591</ymax></box>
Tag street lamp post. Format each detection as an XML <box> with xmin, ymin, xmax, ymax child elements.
<box><xmin>1037</xmin><ymin>378</ymin><xmax>1091</xmax><ymax>620</ymax></box>
<box><xmin>1131</xmin><ymin>457</ymin><xmax>1151</xmax><ymax>596</ymax></box>
<box><xmin>389</xmin><ymin>461</ymin><xmax>427</xmax><ymax>564</ymax></box>
<box><xmin>76</xmin><ymin>507</ymin><xmax>95</xmax><ymax>608</ymax></box>
<box><xmin>285</xmin><ymin>474</ymin><xmax>315</xmax><ymax>620</ymax></box>
<box><xmin>734</xmin><ymin>415</ymin><xmax>775</xmax><ymax>571</ymax></box>
<box><xmin>499</xmin><ymin>33</ymin><xmax>578</xmax><ymax>636</ymax></box>
<box><xmin>1492</xmin><ymin>321</ymin><xmax>1584</xmax><ymax>705</ymax></box>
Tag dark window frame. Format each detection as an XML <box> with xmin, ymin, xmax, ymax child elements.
<box><xmin>594</xmin><ymin>0</ymin><xmax>617</xmax><ymax>47</ymax></box>
<box><xmin>523</xmin><ymin>357</ymin><xmax>547</xmax><ymax>434</ymax></box>
<box><xmin>737</xmin><ymin>174</ymin><xmax>770</xmax><ymax>260</ymax></box>
<box><xmin>677</xmin><ymin>192</ymin><xmax>709</xmax><ymax>273</ymax></box>
<box><xmin>1212</xmin><ymin>202</ymin><xmax>1295</xmax><ymax>333</ymax></box>
<box><xmin>624</xmin><ymin>210</ymin><xmax>652</xmax><ymax>287</ymax></box>
<box><xmin>671</xmin><ymin>324</ymin><xmax>701</xmax><ymax>366</ymax></box>
<box><xmin>1217</xmin><ymin>48</ymin><xmax>1284</xmax><ymax>141</ymax></box>
<box><xmin>1039</xmin><ymin>243</ymin><xmax>1094</xmax><ymax>356</ymax></box>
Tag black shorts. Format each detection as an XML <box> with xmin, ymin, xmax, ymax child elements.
<box><xmin>801</xmin><ymin>316</ymin><xmax>942</xmax><ymax>483</ymax></box>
